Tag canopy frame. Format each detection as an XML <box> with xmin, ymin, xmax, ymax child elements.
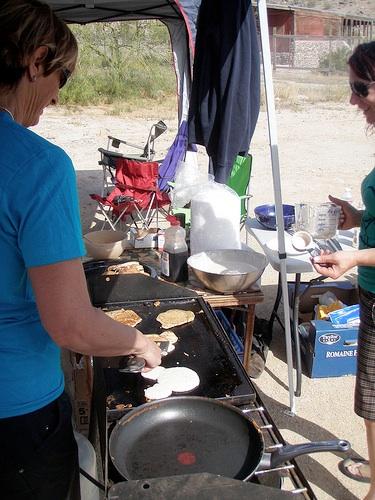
<box><xmin>45</xmin><ymin>0</ymin><xmax>297</xmax><ymax>412</ymax></box>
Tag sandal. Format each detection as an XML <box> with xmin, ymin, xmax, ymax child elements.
<box><xmin>338</xmin><ymin>457</ymin><xmax>371</xmax><ymax>483</ymax></box>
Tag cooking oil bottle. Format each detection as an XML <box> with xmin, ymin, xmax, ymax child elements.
<box><xmin>161</xmin><ymin>216</ymin><xmax>188</xmax><ymax>282</ymax></box>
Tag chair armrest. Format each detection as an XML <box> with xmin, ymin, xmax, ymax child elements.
<box><xmin>98</xmin><ymin>148</ymin><xmax>126</xmax><ymax>159</ymax></box>
<box><xmin>108</xmin><ymin>136</ymin><xmax>144</xmax><ymax>152</ymax></box>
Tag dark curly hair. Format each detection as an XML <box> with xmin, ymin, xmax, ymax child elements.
<box><xmin>348</xmin><ymin>41</ymin><xmax>375</xmax><ymax>82</ymax></box>
<box><xmin>0</xmin><ymin>0</ymin><xmax>77</xmax><ymax>88</ymax></box>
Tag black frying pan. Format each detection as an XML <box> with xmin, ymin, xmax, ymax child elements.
<box><xmin>109</xmin><ymin>396</ymin><xmax>350</xmax><ymax>481</ymax></box>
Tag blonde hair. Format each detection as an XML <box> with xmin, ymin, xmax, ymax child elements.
<box><xmin>0</xmin><ymin>0</ymin><xmax>77</xmax><ymax>88</ymax></box>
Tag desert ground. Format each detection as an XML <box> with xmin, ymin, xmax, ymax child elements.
<box><xmin>34</xmin><ymin>94</ymin><xmax>375</xmax><ymax>499</ymax></box>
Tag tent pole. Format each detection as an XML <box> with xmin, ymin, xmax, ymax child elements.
<box><xmin>256</xmin><ymin>0</ymin><xmax>296</xmax><ymax>414</ymax></box>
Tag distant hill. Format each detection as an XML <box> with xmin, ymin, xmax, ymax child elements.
<box><xmin>269</xmin><ymin>1</ymin><xmax>375</xmax><ymax>19</ymax></box>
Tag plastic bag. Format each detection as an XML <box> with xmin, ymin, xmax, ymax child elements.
<box><xmin>170</xmin><ymin>151</ymin><xmax>209</xmax><ymax>209</ymax></box>
<box><xmin>318</xmin><ymin>291</ymin><xmax>345</xmax><ymax>307</ymax></box>
<box><xmin>315</xmin><ymin>302</ymin><xmax>345</xmax><ymax>320</ymax></box>
<box><xmin>190</xmin><ymin>180</ymin><xmax>241</xmax><ymax>255</ymax></box>
<box><xmin>329</xmin><ymin>304</ymin><xmax>360</xmax><ymax>328</ymax></box>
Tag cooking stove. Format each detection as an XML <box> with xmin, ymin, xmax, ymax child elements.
<box><xmin>92</xmin><ymin>387</ymin><xmax>317</xmax><ymax>499</ymax></box>
<box><xmin>85</xmin><ymin>261</ymin><xmax>317</xmax><ymax>499</ymax></box>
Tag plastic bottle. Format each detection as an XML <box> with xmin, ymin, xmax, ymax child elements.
<box><xmin>157</xmin><ymin>228</ymin><xmax>165</xmax><ymax>251</ymax></box>
<box><xmin>161</xmin><ymin>216</ymin><xmax>188</xmax><ymax>282</ymax></box>
<box><xmin>342</xmin><ymin>187</ymin><xmax>353</xmax><ymax>203</ymax></box>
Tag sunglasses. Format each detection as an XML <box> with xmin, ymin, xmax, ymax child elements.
<box><xmin>59</xmin><ymin>67</ymin><xmax>71</xmax><ymax>89</ymax></box>
<box><xmin>350</xmin><ymin>80</ymin><xmax>375</xmax><ymax>98</ymax></box>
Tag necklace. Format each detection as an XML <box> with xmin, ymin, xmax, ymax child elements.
<box><xmin>0</xmin><ymin>107</ymin><xmax>14</xmax><ymax>121</ymax></box>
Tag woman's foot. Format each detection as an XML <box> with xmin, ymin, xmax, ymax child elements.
<box><xmin>339</xmin><ymin>457</ymin><xmax>371</xmax><ymax>483</ymax></box>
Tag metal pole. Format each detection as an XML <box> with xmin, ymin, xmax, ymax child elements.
<box><xmin>257</xmin><ymin>0</ymin><xmax>296</xmax><ymax>414</ymax></box>
<box><xmin>272</xmin><ymin>27</ymin><xmax>277</xmax><ymax>71</ymax></box>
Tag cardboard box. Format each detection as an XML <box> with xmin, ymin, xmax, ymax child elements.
<box><xmin>288</xmin><ymin>281</ymin><xmax>359</xmax><ymax>378</ymax></box>
<box><xmin>289</xmin><ymin>281</ymin><xmax>359</xmax><ymax>324</ymax></box>
<box><xmin>299</xmin><ymin>320</ymin><xmax>358</xmax><ymax>378</ymax></box>
<box><xmin>61</xmin><ymin>350</ymin><xmax>93</xmax><ymax>436</ymax></box>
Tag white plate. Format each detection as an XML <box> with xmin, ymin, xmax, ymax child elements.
<box><xmin>265</xmin><ymin>237</ymin><xmax>307</xmax><ymax>256</ymax></box>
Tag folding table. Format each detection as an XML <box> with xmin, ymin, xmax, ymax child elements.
<box><xmin>245</xmin><ymin>218</ymin><xmax>356</xmax><ymax>396</ymax></box>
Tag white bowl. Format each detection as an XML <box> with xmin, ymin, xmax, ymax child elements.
<box><xmin>84</xmin><ymin>230</ymin><xmax>128</xmax><ymax>259</ymax></box>
<box><xmin>265</xmin><ymin>237</ymin><xmax>307</xmax><ymax>256</ymax></box>
<box><xmin>187</xmin><ymin>249</ymin><xmax>267</xmax><ymax>293</ymax></box>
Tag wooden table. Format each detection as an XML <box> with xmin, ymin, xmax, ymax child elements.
<box><xmin>186</xmin><ymin>278</ymin><xmax>264</xmax><ymax>372</ymax></box>
<box><xmin>89</xmin><ymin>248</ymin><xmax>265</xmax><ymax>373</ymax></box>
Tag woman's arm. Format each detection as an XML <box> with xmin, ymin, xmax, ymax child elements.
<box><xmin>312</xmin><ymin>248</ymin><xmax>375</xmax><ymax>280</ymax></box>
<box><xmin>28</xmin><ymin>259</ymin><xmax>161</xmax><ymax>368</ymax></box>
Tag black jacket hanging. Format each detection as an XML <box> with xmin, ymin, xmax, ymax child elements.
<box><xmin>188</xmin><ymin>0</ymin><xmax>260</xmax><ymax>184</ymax></box>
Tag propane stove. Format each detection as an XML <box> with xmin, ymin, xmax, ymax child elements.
<box><xmin>92</xmin><ymin>386</ymin><xmax>317</xmax><ymax>499</ymax></box>
<box><xmin>85</xmin><ymin>261</ymin><xmax>316</xmax><ymax>499</ymax></box>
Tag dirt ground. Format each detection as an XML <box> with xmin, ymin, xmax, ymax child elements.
<box><xmin>34</xmin><ymin>99</ymin><xmax>375</xmax><ymax>499</ymax></box>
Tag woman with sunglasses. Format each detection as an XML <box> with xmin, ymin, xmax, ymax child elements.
<box><xmin>0</xmin><ymin>1</ymin><xmax>161</xmax><ymax>499</ymax></box>
<box><xmin>313</xmin><ymin>41</ymin><xmax>375</xmax><ymax>498</ymax></box>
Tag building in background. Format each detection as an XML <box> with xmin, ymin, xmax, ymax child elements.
<box><xmin>253</xmin><ymin>3</ymin><xmax>375</xmax><ymax>69</ymax></box>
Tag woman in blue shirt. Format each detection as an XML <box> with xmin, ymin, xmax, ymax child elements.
<box><xmin>0</xmin><ymin>1</ymin><xmax>161</xmax><ymax>498</ymax></box>
<box><xmin>313</xmin><ymin>41</ymin><xmax>375</xmax><ymax>497</ymax></box>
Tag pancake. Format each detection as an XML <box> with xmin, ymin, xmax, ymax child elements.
<box><xmin>141</xmin><ymin>366</ymin><xmax>166</xmax><ymax>381</ymax></box>
<box><xmin>157</xmin><ymin>367</ymin><xmax>200</xmax><ymax>393</ymax></box>
<box><xmin>103</xmin><ymin>261</ymin><xmax>145</xmax><ymax>275</ymax></box>
<box><xmin>156</xmin><ymin>309</ymin><xmax>195</xmax><ymax>329</ymax></box>
<box><xmin>105</xmin><ymin>308</ymin><xmax>142</xmax><ymax>327</ymax></box>
<box><xmin>160</xmin><ymin>330</ymin><xmax>178</xmax><ymax>344</ymax></box>
<box><xmin>144</xmin><ymin>383</ymin><xmax>172</xmax><ymax>400</ymax></box>
<box><xmin>145</xmin><ymin>334</ymin><xmax>163</xmax><ymax>343</ymax></box>
<box><xmin>145</xmin><ymin>331</ymin><xmax>178</xmax><ymax>345</ymax></box>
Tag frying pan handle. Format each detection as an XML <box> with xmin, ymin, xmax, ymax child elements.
<box><xmin>259</xmin><ymin>439</ymin><xmax>351</xmax><ymax>471</ymax></box>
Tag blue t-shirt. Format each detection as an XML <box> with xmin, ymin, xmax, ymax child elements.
<box><xmin>0</xmin><ymin>111</ymin><xmax>85</xmax><ymax>418</ymax></box>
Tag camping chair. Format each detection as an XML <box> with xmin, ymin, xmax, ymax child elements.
<box><xmin>90</xmin><ymin>158</ymin><xmax>170</xmax><ymax>231</ymax></box>
<box><xmin>98</xmin><ymin>120</ymin><xmax>167</xmax><ymax>197</ymax></box>
<box><xmin>227</xmin><ymin>154</ymin><xmax>253</xmax><ymax>228</ymax></box>
<box><xmin>91</xmin><ymin>120</ymin><xmax>188</xmax><ymax>231</ymax></box>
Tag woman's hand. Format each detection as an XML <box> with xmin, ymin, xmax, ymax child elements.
<box><xmin>312</xmin><ymin>250</ymin><xmax>358</xmax><ymax>279</ymax></box>
<box><xmin>136</xmin><ymin>335</ymin><xmax>162</xmax><ymax>370</ymax></box>
<box><xmin>329</xmin><ymin>195</ymin><xmax>362</xmax><ymax>230</ymax></box>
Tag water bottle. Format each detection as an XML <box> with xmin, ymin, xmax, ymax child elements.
<box><xmin>161</xmin><ymin>216</ymin><xmax>188</xmax><ymax>282</ymax></box>
<box><xmin>342</xmin><ymin>187</ymin><xmax>353</xmax><ymax>204</ymax></box>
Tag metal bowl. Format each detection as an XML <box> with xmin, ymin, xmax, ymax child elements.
<box><xmin>187</xmin><ymin>249</ymin><xmax>267</xmax><ymax>293</ymax></box>
<box><xmin>254</xmin><ymin>204</ymin><xmax>295</xmax><ymax>230</ymax></box>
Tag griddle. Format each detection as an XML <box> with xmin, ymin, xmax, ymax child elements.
<box><xmin>95</xmin><ymin>296</ymin><xmax>256</xmax><ymax>421</ymax></box>
<box><xmin>84</xmin><ymin>261</ymin><xmax>256</xmax><ymax>420</ymax></box>
<box><xmin>84</xmin><ymin>259</ymin><xmax>197</xmax><ymax>306</ymax></box>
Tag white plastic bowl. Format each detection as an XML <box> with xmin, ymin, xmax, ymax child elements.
<box><xmin>83</xmin><ymin>230</ymin><xmax>128</xmax><ymax>259</ymax></box>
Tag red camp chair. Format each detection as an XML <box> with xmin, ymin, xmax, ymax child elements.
<box><xmin>90</xmin><ymin>158</ymin><xmax>170</xmax><ymax>231</ymax></box>
<box><xmin>98</xmin><ymin>120</ymin><xmax>167</xmax><ymax>198</ymax></box>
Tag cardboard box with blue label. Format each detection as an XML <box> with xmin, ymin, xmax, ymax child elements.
<box><xmin>295</xmin><ymin>281</ymin><xmax>359</xmax><ymax>378</ymax></box>
<box><xmin>299</xmin><ymin>320</ymin><xmax>358</xmax><ymax>378</ymax></box>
